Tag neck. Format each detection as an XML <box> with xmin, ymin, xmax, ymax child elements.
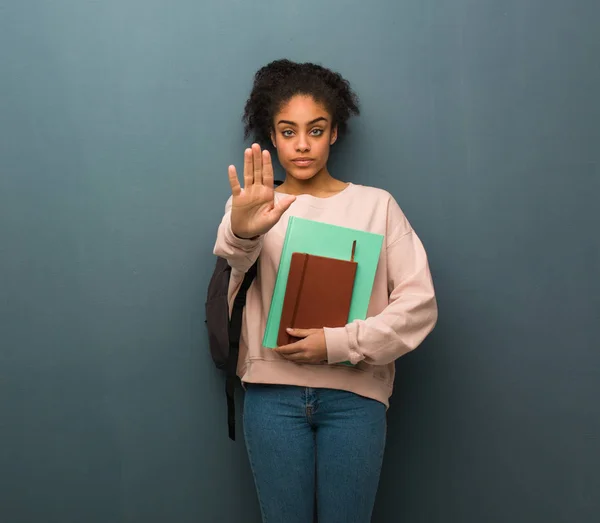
<box><xmin>279</xmin><ymin>167</ymin><xmax>346</xmax><ymax>197</ymax></box>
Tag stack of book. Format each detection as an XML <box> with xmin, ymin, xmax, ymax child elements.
<box><xmin>263</xmin><ymin>217</ymin><xmax>384</xmax><ymax>350</ymax></box>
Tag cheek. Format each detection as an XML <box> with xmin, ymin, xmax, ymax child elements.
<box><xmin>274</xmin><ymin>140</ymin><xmax>294</xmax><ymax>161</ymax></box>
<box><xmin>312</xmin><ymin>139</ymin><xmax>332</xmax><ymax>161</ymax></box>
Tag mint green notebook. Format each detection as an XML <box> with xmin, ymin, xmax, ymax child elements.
<box><xmin>263</xmin><ymin>216</ymin><xmax>384</xmax><ymax>349</ymax></box>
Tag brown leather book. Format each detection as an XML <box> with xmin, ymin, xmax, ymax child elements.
<box><xmin>277</xmin><ymin>251</ymin><xmax>358</xmax><ymax>346</ymax></box>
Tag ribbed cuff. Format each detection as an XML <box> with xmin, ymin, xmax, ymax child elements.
<box><xmin>323</xmin><ymin>327</ymin><xmax>351</xmax><ymax>364</ymax></box>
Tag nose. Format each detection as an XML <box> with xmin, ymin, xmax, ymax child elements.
<box><xmin>296</xmin><ymin>133</ymin><xmax>310</xmax><ymax>153</ymax></box>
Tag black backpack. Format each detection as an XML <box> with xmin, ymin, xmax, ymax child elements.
<box><xmin>205</xmin><ymin>257</ymin><xmax>258</xmax><ymax>441</ymax></box>
<box><xmin>205</xmin><ymin>181</ymin><xmax>281</xmax><ymax>441</ymax></box>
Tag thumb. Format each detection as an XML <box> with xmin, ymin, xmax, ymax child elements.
<box><xmin>272</xmin><ymin>194</ymin><xmax>296</xmax><ymax>218</ymax></box>
<box><xmin>286</xmin><ymin>327</ymin><xmax>319</xmax><ymax>339</ymax></box>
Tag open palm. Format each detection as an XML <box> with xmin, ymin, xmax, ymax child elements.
<box><xmin>229</xmin><ymin>144</ymin><xmax>295</xmax><ymax>239</ymax></box>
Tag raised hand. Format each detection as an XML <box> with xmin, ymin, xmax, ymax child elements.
<box><xmin>229</xmin><ymin>144</ymin><xmax>295</xmax><ymax>239</ymax></box>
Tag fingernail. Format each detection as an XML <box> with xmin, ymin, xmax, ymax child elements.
<box><xmin>286</xmin><ymin>328</ymin><xmax>292</xmax><ymax>333</ymax></box>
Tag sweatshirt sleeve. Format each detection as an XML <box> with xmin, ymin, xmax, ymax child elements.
<box><xmin>324</xmin><ymin>196</ymin><xmax>438</xmax><ymax>366</ymax></box>
<box><xmin>213</xmin><ymin>197</ymin><xmax>263</xmax><ymax>274</ymax></box>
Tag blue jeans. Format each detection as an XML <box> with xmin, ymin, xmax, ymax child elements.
<box><xmin>243</xmin><ymin>384</ymin><xmax>387</xmax><ymax>523</ymax></box>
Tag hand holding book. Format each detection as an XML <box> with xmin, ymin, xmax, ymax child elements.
<box><xmin>273</xmin><ymin>328</ymin><xmax>328</xmax><ymax>364</ymax></box>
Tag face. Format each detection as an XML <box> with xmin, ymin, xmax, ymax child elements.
<box><xmin>271</xmin><ymin>95</ymin><xmax>338</xmax><ymax>181</ymax></box>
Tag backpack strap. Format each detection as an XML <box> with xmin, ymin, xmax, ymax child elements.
<box><xmin>225</xmin><ymin>261</ymin><xmax>258</xmax><ymax>441</ymax></box>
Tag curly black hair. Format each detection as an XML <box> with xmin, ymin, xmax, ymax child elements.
<box><xmin>243</xmin><ymin>59</ymin><xmax>360</xmax><ymax>146</ymax></box>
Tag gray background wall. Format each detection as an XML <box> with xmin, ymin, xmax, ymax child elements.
<box><xmin>1</xmin><ymin>1</ymin><xmax>598</xmax><ymax>522</ymax></box>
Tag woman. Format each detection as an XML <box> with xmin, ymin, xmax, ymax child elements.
<box><xmin>213</xmin><ymin>59</ymin><xmax>437</xmax><ymax>523</ymax></box>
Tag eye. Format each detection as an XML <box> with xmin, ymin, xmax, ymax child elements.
<box><xmin>310</xmin><ymin>128</ymin><xmax>324</xmax><ymax>136</ymax></box>
<box><xmin>282</xmin><ymin>129</ymin><xmax>294</xmax><ymax>137</ymax></box>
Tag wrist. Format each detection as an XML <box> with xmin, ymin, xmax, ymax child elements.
<box><xmin>230</xmin><ymin>218</ymin><xmax>259</xmax><ymax>240</ymax></box>
<box><xmin>226</xmin><ymin>219</ymin><xmax>261</xmax><ymax>245</ymax></box>
<box><xmin>233</xmin><ymin>230</ymin><xmax>260</xmax><ymax>241</ymax></box>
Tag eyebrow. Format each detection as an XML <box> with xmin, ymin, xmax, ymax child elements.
<box><xmin>277</xmin><ymin>116</ymin><xmax>328</xmax><ymax>126</ymax></box>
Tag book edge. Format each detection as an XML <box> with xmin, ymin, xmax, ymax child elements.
<box><xmin>262</xmin><ymin>216</ymin><xmax>295</xmax><ymax>348</ymax></box>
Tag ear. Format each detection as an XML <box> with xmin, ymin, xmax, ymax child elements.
<box><xmin>330</xmin><ymin>125</ymin><xmax>338</xmax><ymax>145</ymax></box>
<box><xmin>270</xmin><ymin>130</ymin><xmax>277</xmax><ymax>148</ymax></box>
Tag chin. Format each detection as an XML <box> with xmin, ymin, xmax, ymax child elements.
<box><xmin>285</xmin><ymin>164</ymin><xmax>322</xmax><ymax>181</ymax></box>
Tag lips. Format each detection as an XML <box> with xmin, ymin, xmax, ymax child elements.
<box><xmin>291</xmin><ymin>158</ymin><xmax>314</xmax><ymax>167</ymax></box>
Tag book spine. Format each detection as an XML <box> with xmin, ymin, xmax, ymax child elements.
<box><xmin>262</xmin><ymin>216</ymin><xmax>295</xmax><ymax>348</ymax></box>
<box><xmin>287</xmin><ymin>254</ymin><xmax>309</xmax><ymax>343</ymax></box>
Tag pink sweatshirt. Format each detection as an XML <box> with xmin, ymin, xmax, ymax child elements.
<box><xmin>213</xmin><ymin>183</ymin><xmax>438</xmax><ymax>407</ymax></box>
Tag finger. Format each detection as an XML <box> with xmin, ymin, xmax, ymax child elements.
<box><xmin>228</xmin><ymin>165</ymin><xmax>241</xmax><ymax>197</ymax></box>
<box><xmin>280</xmin><ymin>352</ymin><xmax>306</xmax><ymax>362</ymax></box>
<box><xmin>278</xmin><ymin>350</ymin><xmax>324</xmax><ymax>365</ymax></box>
<box><xmin>286</xmin><ymin>328</ymin><xmax>319</xmax><ymax>339</ymax></box>
<box><xmin>276</xmin><ymin>349</ymin><xmax>307</xmax><ymax>363</ymax></box>
<box><xmin>274</xmin><ymin>342</ymin><xmax>304</xmax><ymax>355</ymax></box>
<box><xmin>274</xmin><ymin>346</ymin><xmax>303</xmax><ymax>356</ymax></box>
<box><xmin>243</xmin><ymin>148</ymin><xmax>253</xmax><ymax>188</ymax></box>
<box><xmin>262</xmin><ymin>149</ymin><xmax>274</xmax><ymax>188</ymax></box>
<box><xmin>252</xmin><ymin>143</ymin><xmax>263</xmax><ymax>185</ymax></box>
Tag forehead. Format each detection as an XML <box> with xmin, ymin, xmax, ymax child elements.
<box><xmin>275</xmin><ymin>95</ymin><xmax>330</xmax><ymax>123</ymax></box>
